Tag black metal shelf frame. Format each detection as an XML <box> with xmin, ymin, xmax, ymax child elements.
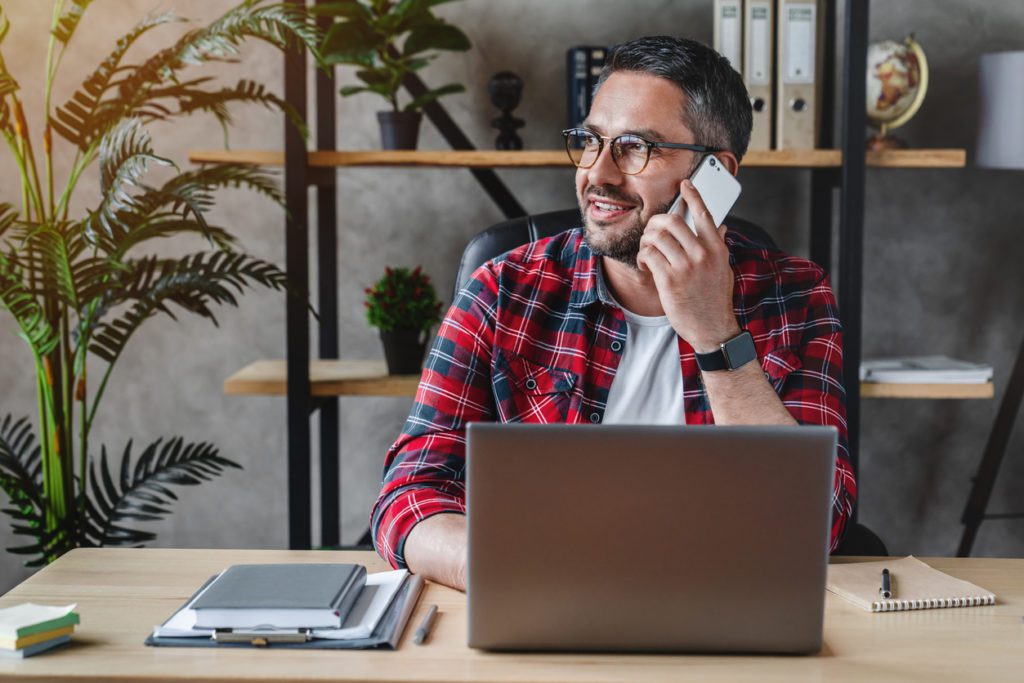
<box><xmin>279</xmin><ymin>0</ymin><xmax>869</xmax><ymax>549</ymax></box>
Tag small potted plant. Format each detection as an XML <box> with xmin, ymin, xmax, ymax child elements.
<box><xmin>364</xmin><ymin>266</ymin><xmax>444</xmax><ymax>374</ymax></box>
<box><xmin>316</xmin><ymin>0</ymin><xmax>472</xmax><ymax>149</ymax></box>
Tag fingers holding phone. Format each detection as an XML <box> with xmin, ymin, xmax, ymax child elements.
<box><xmin>635</xmin><ymin>156</ymin><xmax>744</xmax><ymax>351</ymax></box>
<box><xmin>675</xmin><ymin>155</ymin><xmax>742</xmax><ymax>238</ymax></box>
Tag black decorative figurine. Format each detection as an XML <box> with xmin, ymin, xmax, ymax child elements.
<box><xmin>488</xmin><ymin>71</ymin><xmax>524</xmax><ymax>150</ymax></box>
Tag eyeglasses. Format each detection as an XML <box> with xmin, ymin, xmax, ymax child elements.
<box><xmin>562</xmin><ymin>128</ymin><xmax>720</xmax><ymax>175</ymax></box>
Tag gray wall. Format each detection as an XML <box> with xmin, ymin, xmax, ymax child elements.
<box><xmin>2</xmin><ymin>0</ymin><xmax>1022</xmax><ymax>592</ymax></box>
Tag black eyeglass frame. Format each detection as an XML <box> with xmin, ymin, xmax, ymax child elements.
<box><xmin>561</xmin><ymin>127</ymin><xmax>722</xmax><ymax>175</ymax></box>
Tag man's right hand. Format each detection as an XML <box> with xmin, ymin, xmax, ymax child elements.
<box><xmin>403</xmin><ymin>512</ymin><xmax>468</xmax><ymax>592</ymax></box>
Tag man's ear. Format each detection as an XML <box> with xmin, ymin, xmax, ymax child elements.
<box><xmin>715</xmin><ymin>152</ymin><xmax>740</xmax><ymax>176</ymax></box>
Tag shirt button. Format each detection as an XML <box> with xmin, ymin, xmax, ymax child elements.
<box><xmin>610</xmin><ymin>340</ymin><xmax>623</xmax><ymax>352</ymax></box>
<box><xmin>525</xmin><ymin>378</ymin><xmax>538</xmax><ymax>390</ymax></box>
<box><xmin>590</xmin><ymin>412</ymin><xmax>601</xmax><ymax>423</ymax></box>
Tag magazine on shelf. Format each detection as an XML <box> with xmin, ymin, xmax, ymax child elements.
<box><xmin>859</xmin><ymin>356</ymin><xmax>993</xmax><ymax>384</ymax></box>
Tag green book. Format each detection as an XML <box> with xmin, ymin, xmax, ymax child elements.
<box><xmin>0</xmin><ymin>604</ymin><xmax>80</xmax><ymax>639</ymax></box>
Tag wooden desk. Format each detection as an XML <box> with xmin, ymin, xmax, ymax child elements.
<box><xmin>1</xmin><ymin>549</ymin><xmax>1022</xmax><ymax>682</ymax></box>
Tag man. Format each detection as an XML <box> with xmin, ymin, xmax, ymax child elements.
<box><xmin>372</xmin><ymin>36</ymin><xmax>856</xmax><ymax>591</ymax></box>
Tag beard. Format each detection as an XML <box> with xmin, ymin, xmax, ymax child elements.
<box><xmin>580</xmin><ymin>186</ymin><xmax>674</xmax><ymax>270</ymax></box>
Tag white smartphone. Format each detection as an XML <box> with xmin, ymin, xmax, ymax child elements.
<box><xmin>667</xmin><ymin>154</ymin><xmax>742</xmax><ymax>235</ymax></box>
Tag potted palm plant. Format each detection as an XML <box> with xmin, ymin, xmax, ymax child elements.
<box><xmin>364</xmin><ymin>266</ymin><xmax>443</xmax><ymax>374</ymax></box>
<box><xmin>316</xmin><ymin>0</ymin><xmax>471</xmax><ymax>149</ymax></box>
<box><xmin>0</xmin><ymin>1</ymin><xmax>319</xmax><ymax>566</ymax></box>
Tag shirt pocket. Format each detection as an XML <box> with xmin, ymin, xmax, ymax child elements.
<box><xmin>493</xmin><ymin>349</ymin><xmax>578</xmax><ymax>423</ymax></box>
<box><xmin>761</xmin><ymin>346</ymin><xmax>803</xmax><ymax>393</ymax></box>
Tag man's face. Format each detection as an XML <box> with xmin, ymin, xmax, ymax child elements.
<box><xmin>576</xmin><ymin>71</ymin><xmax>702</xmax><ymax>268</ymax></box>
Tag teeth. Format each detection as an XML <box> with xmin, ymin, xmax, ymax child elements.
<box><xmin>594</xmin><ymin>201</ymin><xmax>626</xmax><ymax>212</ymax></box>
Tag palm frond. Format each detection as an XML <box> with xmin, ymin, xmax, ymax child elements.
<box><xmin>0</xmin><ymin>9</ymin><xmax>19</xmax><ymax>137</ymax></box>
<box><xmin>86</xmin><ymin>438</ymin><xmax>240</xmax><ymax>547</ymax></box>
<box><xmin>67</xmin><ymin>2</ymin><xmax>317</xmax><ymax>150</ymax></box>
<box><xmin>16</xmin><ymin>223</ymin><xmax>81</xmax><ymax>310</ymax></box>
<box><xmin>85</xmin><ymin>118</ymin><xmax>174</xmax><ymax>240</ymax></box>
<box><xmin>175</xmin><ymin>1</ymin><xmax>320</xmax><ymax>64</ymax></box>
<box><xmin>0</xmin><ymin>97</ymin><xmax>10</xmax><ymax>136</ymax></box>
<box><xmin>155</xmin><ymin>164</ymin><xmax>285</xmax><ymax>214</ymax></box>
<box><xmin>0</xmin><ymin>70</ymin><xmax>16</xmax><ymax>99</ymax></box>
<box><xmin>88</xmin><ymin>163</ymin><xmax>283</xmax><ymax>252</ymax></box>
<box><xmin>0</xmin><ymin>255</ymin><xmax>60</xmax><ymax>356</ymax></box>
<box><xmin>0</xmin><ymin>415</ymin><xmax>43</xmax><ymax>510</ymax></box>
<box><xmin>107</xmin><ymin>216</ymin><xmax>237</xmax><ymax>260</ymax></box>
<box><xmin>0</xmin><ymin>202</ymin><xmax>16</xmax><ymax>241</ymax></box>
<box><xmin>50</xmin><ymin>11</ymin><xmax>181</xmax><ymax>150</ymax></box>
<box><xmin>89</xmin><ymin>251</ymin><xmax>287</xmax><ymax>364</ymax></box>
<box><xmin>174</xmin><ymin>78</ymin><xmax>307</xmax><ymax>142</ymax></box>
<box><xmin>51</xmin><ymin>0</ymin><xmax>96</xmax><ymax>45</ymax></box>
<box><xmin>0</xmin><ymin>414</ymin><xmax>59</xmax><ymax>566</ymax></box>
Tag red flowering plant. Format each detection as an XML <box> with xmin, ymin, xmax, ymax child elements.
<box><xmin>363</xmin><ymin>266</ymin><xmax>443</xmax><ymax>334</ymax></box>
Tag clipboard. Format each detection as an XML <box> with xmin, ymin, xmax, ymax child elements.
<box><xmin>144</xmin><ymin>572</ymin><xmax>424</xmax><ymax>650</ymax></box>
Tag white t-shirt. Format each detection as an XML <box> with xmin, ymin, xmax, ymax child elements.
<box><xmin>602</xmin><ymin>306</ymin><xmax>685</xmax><ymax>425</ymax></box>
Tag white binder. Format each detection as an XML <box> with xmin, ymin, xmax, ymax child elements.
<box><xmin>776</xmin><ymin>0</ymin><xmax>824</xmax><ymax>149</ymax></box>
<box><xmin>743</xmin><ymin>0</ymin><xmax>774</xmax><ymax>151</ymax></box>
<box><xmin>713</xmin><ymin>0</ymin><xmax>744</xmax><ymax>72</ymax></box>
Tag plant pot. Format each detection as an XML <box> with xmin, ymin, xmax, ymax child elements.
<box><xmin>380</xmin><ymin>328</ymin><xmax>428</xmax><ymax>375</ymax></box>
<box><xmin>377</xmin><ymin>111</ymin><xmax>423</xmax><ymax>150</ymax></box>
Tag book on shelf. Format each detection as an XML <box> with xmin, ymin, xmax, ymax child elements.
<box><xmin>0</xmin><ymin>603</ymin><xmax>79</xmax><ymax>658</ymax></box>
<box><xmin>859</xmin><ymin>355</ymin><xmax>993</xmax><ymax>384</ymax></box>
<box><xmin>566</xmin><ymin>45</ymin><xmax>607</xmax><ymax>129</ymax></box>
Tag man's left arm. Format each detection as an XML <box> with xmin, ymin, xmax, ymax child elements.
<box><xmin>638</xmin><ymin>177</ymin><xmax>856</xmax><ymax>550</ymax></box>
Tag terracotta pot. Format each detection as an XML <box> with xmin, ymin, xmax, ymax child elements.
<box><xmin>379</xmin><ymin>328</ymin><xmax>427</xmax><ymax>375</ymax></box>
<box><xmin>377</xmin><ymin>111</ymin><xmax>422</xmax><ymax>150</ymax></box>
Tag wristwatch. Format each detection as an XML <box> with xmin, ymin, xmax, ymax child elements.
<box><xmin>695</xmin><ymin>330</ymin><xmax>757</xmax><ymax>372</ymax></box>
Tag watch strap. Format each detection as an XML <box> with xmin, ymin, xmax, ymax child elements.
<box><xmin>695</xmin><ymin>330</ymin><xmax>757</xmax><ymax>372</ymax></box>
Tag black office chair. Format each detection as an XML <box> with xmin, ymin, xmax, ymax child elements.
<box><xmin>453</xmin><ymin>208</ymin><xmax>888</xmax><ymax>557</ymax></box>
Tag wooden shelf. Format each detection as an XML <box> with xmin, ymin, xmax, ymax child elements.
<box><xmin>188</xmin><ymin>148</ymin><xmax>966</xmax><ymax>170</ymax></box>
<box><xmin>224</xmin><ymin>360</ymin><xmax>418</xmax><ymax>397</ymax></box>
<box><xmin>860</xmin><ymin>382</ymin><xmax>994</xmax><ymax>400</ymax></box>
<box><xmin>226</xmin><ymin>359</ymin><xmax>992</xmax><ymax>400</ymax></box>
<box><xmin>865</xmin><ymin>148</ymin><xmax>967</xmax><ymax>168</ymax></box>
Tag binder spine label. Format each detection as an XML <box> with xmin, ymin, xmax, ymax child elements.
<box><xmin>718</xmin><ymin>3</ymin><xmax>742</xmax><ymax>68</ymax></box>
<box><xmin>783</xmin><ymin>6</ymin><xmax>816</xmax><ymax>84</ymax></box>
<box><xmin>747</xmin><ymin>4</ymin><xmax>771</xmax><ymax>85</ymax></box>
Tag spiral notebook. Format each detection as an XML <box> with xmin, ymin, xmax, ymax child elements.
<box><xmin>827</xmin><ymin>556</ymin><xmax>996</xmax><ymax>613</ymax></box>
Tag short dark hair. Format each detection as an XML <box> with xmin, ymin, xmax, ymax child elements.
<box><xmin>594</xmin><ymin>36</ymin><xmax>752</xmax><ymax>162</ymax></box>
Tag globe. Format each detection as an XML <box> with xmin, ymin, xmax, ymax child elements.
<box><xmin>866</xmin><ymin>35</ymin><xmax>929</xmax><ymax>149</ymax></box>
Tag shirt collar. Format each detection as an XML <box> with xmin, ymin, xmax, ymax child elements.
<box><xmin>568</xmin><ymin>230</ymin><xmax>603</xmax><ymax>309</ymax></box>
<box><xmin>567</xmin><ymin>228</ymin><xmax>741</xmax><ymax>310</ymax></box>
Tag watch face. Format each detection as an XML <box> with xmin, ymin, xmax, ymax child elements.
<box><xmin>723</xmin><ymin>331</ymin><xmax>757</xmax><ymax>369</ymax></box>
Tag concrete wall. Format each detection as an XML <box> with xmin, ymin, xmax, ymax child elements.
<box><xmin>2</xmin><ymin>0</ymin><xmax>1023</xmax><ymax>592</ymax></box>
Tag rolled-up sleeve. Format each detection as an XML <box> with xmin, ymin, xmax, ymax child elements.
<box><xmin>371</xmin><ymin>267</ymin><xmax>499</xmax><ymax>568</ymax></box>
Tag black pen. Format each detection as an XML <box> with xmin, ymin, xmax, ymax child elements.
<box><xmin>413</xmin><ymin>604</ymin><xmax>438</xmax><ymax>645</ymax></box>
<box><xmin>880</xmin><ymin>568</ymin><xmax>892</xmax><ymax>599</ymax></box>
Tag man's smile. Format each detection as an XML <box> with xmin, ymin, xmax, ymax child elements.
<box><xmin>587</xmin><ymin>195</ymin><xmax>638</xmax><ymax>222</ymax></box>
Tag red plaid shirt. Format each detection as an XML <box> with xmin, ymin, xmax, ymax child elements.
<box><xmin>372</xmin><ymin>228</ymin><xmax>856</xmax><ymax>567</ymax></box>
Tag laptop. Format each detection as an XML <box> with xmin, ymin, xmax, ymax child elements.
<box><xmin>465</xmin><ymin>423</ymin><xmax>837</xmax><ymax>654</ymax></box>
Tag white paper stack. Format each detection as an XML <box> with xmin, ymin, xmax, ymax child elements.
<box><xmin>860</xmin><ymin>356</ymin><xmax>993</xmax><ymax>384</ymax></box>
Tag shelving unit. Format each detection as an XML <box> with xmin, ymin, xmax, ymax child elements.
<box><xmin>200</xmin><ymin>0</ymin><xmax>984</xmax><ymax>550</ymax></box>
<box><xmin>223</xmin><ymin>360</ymin><xmax>991</xmax><ymax>401</ymax></box>
<box><xmin>188</xmin><ymin>148</ymin><xmax>967</xmax><ymax>169</ymax></box>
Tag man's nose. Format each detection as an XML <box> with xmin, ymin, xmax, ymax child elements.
<box><xmin>586</xmin><ymin>143</ymin><xmax>624</xmax><ymax>187</ymax></box>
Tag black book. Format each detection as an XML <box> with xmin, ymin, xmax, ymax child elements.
<box><xmin>566</xmin><ymin>46</ymin><xmax>608</xmax><ymax>129</ymax></box>
<box><xmin>191</xmin><ymin>563</ymin><xmax>366</xmax><ymax>630</ymax></box>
